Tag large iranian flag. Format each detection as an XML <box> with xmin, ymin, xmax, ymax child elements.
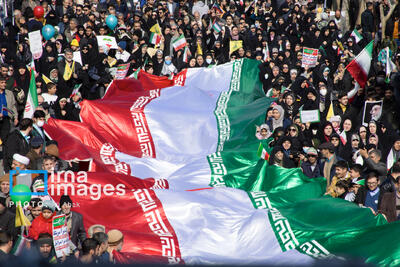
<box><xmin>345</xmin><ymin>41</ymin><xmax>373</xmax><ymax>88</ymax></box>
<box><xmin>44</xmin><ymin>59</ymin><xmax>400</xmax><ymax>266</ymax></box>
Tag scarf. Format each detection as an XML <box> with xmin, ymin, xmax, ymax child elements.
<box><xmin>324</xmin><ymin>155</ymin><xmax>336</xmax><ymax>186</ymax></box>
<box><xmin>272</xmin><ymin>105</ymin><xmax>285</xmax><ymax>130</ymax></box>
<box><xmin>231</xmin><ymin>34</ymin><xmax>239</xmax><ymax>41</ymax></box>
<box><xmin>63</xmin><ymin>60</ymin><xmax>75</xmax><ymax>81</ymax></box>
<box><xmin>340</xmin><ymin>130</ymin><xmax>347</xmax><ymax>145</ymax></box>
<box><xmin>339</xmin><ymin>103</ymin><xmax>347</xmax><ymax>113</ymax></box>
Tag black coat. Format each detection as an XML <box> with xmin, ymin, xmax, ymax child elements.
<box><xmin>0</xmin><ymin>209</ymin><xmax>15</xmax><ymax>238</ymax></box>
<box><xmin>354</xmin><ymin>185</ymin><xmax>396</xmax><ymax>221</ymax></box>
<box><xmin>301</xmin><ymin>161</ymin><xmax>323</xmax><ymax>178</ymax></box>
<box><xmin>69</xmin><ymin>211</ymin><xmax>86</xmax><ymax>247</ymax></box>
<box><xmin>361</xmin><ymin>10</ymin><xmax>374</xmax><ymax>33</ymax></box>
<box><xmin>58</xmin><ymin>211</ymin><xmax>86</xmax><ymax>248</ymax></box>
<box><xmin>3</xmin><ymin>130</ymin><xmax>30</xmax><ymax>172</ymax></box>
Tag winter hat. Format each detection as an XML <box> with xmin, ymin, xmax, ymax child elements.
<box><xmin>108</xmin><ymin>229</ymin><xmax>124</xmax><ymax>245</ymax></box>
<box><xmin>59</xmin><ymin>195</ymin><xmax>73</xmax><ymax>207</ymax></box>
<box><xmin>13</xmin><ymin>154</ymin><xmax>30</xmax><ymax>165</ymax></box>
<box><xmin>46</xmin><ymin>144</ymin><xmax>59</xmax><ymax>158</ymax></box>
<box><xmin>118</xmin><ymin>41</ymin><xmax>127</xmax><ymax>50</ymax></box>
<box><xmin>351</xmin><ymin>134</ymin><xmax>360</xmax><ymax>141</ymax></box>
<box><xmin>307</xmin><ymin>147</ymin><xmax>318</xmax><ymax>156</ymax></box>
<box><xmin>42</xmin><ymin>200</ymin><xmax>56</xmax><ymax>213</ymax></box>
<box><xmin>71</xmin><ymin>39</ymin><xmax>79</xmax><ymax>47</ymax></box>
<box><xmin>319</xmin><ymin>142</ymin><xmax>335</xmax><ymax>151</ymax></box>
<box><xmin>32</xmin><ymin>179</ymin><xmax>45</xmax><ymax>192</ymax></box>
<box><xmin>31</xmin><ymin>136</ymin><xmax>44</xmax><ymax>147</ymax></box>
<box><xmin>37</xmin><ymin>235</ymin><xmax>53</xmax><ymax>246</ymax></box>
<box><xmin>329</xmin><ymin>115</ymin><xmax>341</xmax><ymax>123</ymax></box>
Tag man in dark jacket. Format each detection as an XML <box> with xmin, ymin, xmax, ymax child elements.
<box><xmin>31</xmin><ymin>110</ymin><xmax>47</xmax><ymax>152</ymax></box>
<box><xmin>360</xmin><ymin>149</ymin><xmax>387</xmax><ymax>181</ymax></box>
<box><xmin>3</xmin><ymin>118</ymin><xmax>33</xmax><ymax>172</ymax></box>
<box><xmin>58</xmin><ymin>195</ymin><xmax>86</xmax><ymax>249</ymax></box>
<box><xmin>381</xmin><ymin>163</ymin><xmax>400</xmax><ymax>193</ymax></box>
<box><xmin>301</xmin><ymin>147</ymin><xmax>323</xmax><ymax>178</ymax></box>
<box><xmin>0</xmin><ymin>76</ymin><xmax>18</xmax><ymax>144</ymax></box>
<box><xmin>361</xmin><ymin>2</ymin><xmax>375</xmax><ymax>35</ymax></box>
<box><xmin>355</xmin><ymin>172</ymin><xmax>396</xmax><ymax>222</ymax></box>
<box><xmin>0</xmin><ymin>197</ymin><xmax>15</xmax><ymax>238</ymax></box>
<box><xmin>319</xmin><ymin>142</ymin><xmax>344</xmax><ymax>185</ymax></box>
<box><xmin>332</xmin><ymin>91</ymin><xmax>357</xmax><ymax>121</ymax></box>
<box><xmin>0</xmin><ymin>230</ymin><xmax>13</xmax><ymax>262</ymax></box>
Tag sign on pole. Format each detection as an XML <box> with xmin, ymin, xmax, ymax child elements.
<box><xmin>115</xmin><ymin>63</ymin><xmax>130</xmax><ymax>80</ymax></box>
<box><xmin>300</xmin><ymin>109</ymin><xmax>320</xmax><ymax>123</ymax></box>
<box><xmin>52</xmin><ymin>214</ymin><xmax>70</xmax><ymax>258</ymax></box>
<box><xmin>28</xmin><ymin>30</ymin><xmax>43</xmax><ymax>60</ymax></box>
<box><xmin>301</xmin><ymin>47</ymin><xmax>318</xmax><ymax>68</ymax></box>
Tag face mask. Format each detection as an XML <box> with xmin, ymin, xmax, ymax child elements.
<box><xmin>37</xmin><ymin>120</ymin><xmax>45</xmax><ymax>127</ymax></box>
<box><xmin>206</xmin><ymin>58</ymin><xmax>212</xmax><ymax>64</ymax></box>
<box><xmin>332</xmin><ymin>45</ymin><xmax>337</xmax><ymax>50</ymax></box>
<box><xmin>7</xmin><ymin>71</ymin><xmax>11</xmax><ymax>76</ymax></box>
<box><xmin>312</xmin><ymin>129</ymin><xmax>318</xmax><ymax>135</ymax></box>
<box><xmin>51</xmin><ymin>78</ymin><xmax>58</xmax><ymax>83</ymax></box>
<box><xmin>165</xmin><ymin>60</ymin><xmax>171</xmax><ymax>65</ymax></box>
<box><xmin>320</xmin><ymin>88</ymin><xmax>327</xmax><ymax>96</ymax></box>
<box><xmin>255</xmin><ymin>23</ymin><xmax>259</xmax><ymax>28</ymax></box>
<box><xmin>376</xmin><ymin>77</ymin><xmax>384</xmax><ymax>84</ymax></box>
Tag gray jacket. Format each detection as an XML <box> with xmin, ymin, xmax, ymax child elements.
<box><xmin>4</xmin><ymin>89</ymin><xmax>18</xmax><ymax>120</ymax></box>
<box><xmin>365</xmin><ymin>157</ymin><xmax>387</xmax><ymax>181</ymax></box>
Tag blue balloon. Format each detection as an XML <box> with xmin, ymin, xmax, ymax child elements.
<box><xmin>42</xmin><ymin>24</ymin><xmax>55</xmax><ymax>41</ymax></box>
<box><xmin>106</xmin><ymin>15</ymin><xmax>118</xmax><ymax>30</ymax></box>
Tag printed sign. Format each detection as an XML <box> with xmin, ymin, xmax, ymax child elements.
<box><xmin>52</xmin><ymin>214</ymin><xmax>70</xmax><ymax>258</ymax></box>
<box><xmin>28</xmin><ymin>30</ymin><xmax>43</xmax><ymax>60</ymax></box>
<box><xmin>300</xmin><ymin>109</ymin><xmax>320</xmax><ymax>123</ymax></box>
<box><xmin>115</xmin><ymin>63</ymin><xmax>130</xmax><ymax>80</ymax></box>
<box><xmin>73</xmin><ymin>51</ymin><xmax>82</xmax><ymax>65</ymax></box>
<box><xmin>362</xmin><ymin>100</ymin><xmax>383</xmax><ymax>126</ymax></box>
<box><xmin>96</xmin><ymin>35</ymin><xmax>118</xmax><ymax>49</ymax></box>
<box><xmin>301</xmin><ymin>47</ymin><xmax>319</xmax><ymax>68</ymax></box>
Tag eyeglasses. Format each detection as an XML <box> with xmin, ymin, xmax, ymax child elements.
<box><xmin>367</xmin><ymin>182</ymin><xmax>378</xmax><ymax>186</ymax></box>
<box><xmin>360</xmin><ymin>131</ymin><xmax>367</xmax><ymax>133</ymax></box>
<box><xmin>289</xmin><ymin>129</ymin><xmax>296</xmax><ymax>132</ymax></box>
<box><xmin>308</xmin><ymin>155</ymin><xmax>317</xmax><ymax>158</ymax></box>
<box><xmin>352</xmin><ymin>139</ymin><xmax>360</xmax><ymax>142</ymax></box>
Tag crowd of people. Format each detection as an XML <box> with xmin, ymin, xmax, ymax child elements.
<box><xmin>0</xmin><ymin>0</ymin><xmax>399</xmax><ymax>263</ymax></box>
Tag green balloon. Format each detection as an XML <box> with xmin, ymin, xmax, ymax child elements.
<box><xmin>10</xmin><ymin>184</ymin><xmax>32</xmax><ymax>205</ymax></box>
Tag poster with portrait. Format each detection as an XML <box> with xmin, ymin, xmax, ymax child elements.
<box><xmin>362</xmin><ymin>100</ymin><xmax>383</xmax><ymax>126</ymax></box>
